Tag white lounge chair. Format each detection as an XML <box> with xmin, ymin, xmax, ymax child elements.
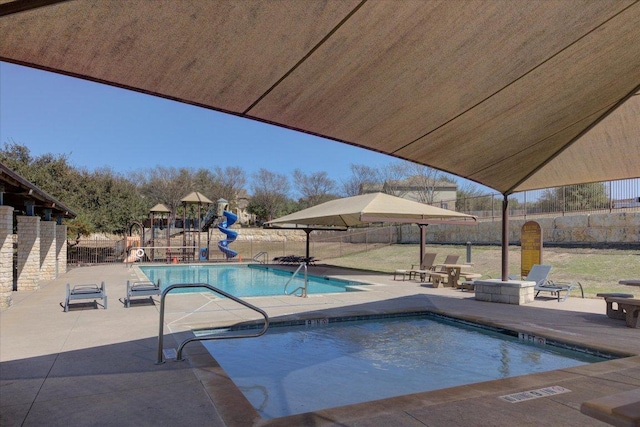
<box><xmin>64</xmin><ymin>282</ymin><xmax>107</xmax><ymax>312</ymax></box>
<box><xmin>514</xmin><ymin>264</ymin><xmax>584</xmax><ymax>302</ymax></box>
<box><xmin>125</xmin><ymin>279</ymin><xmax>161</xmax><ymax>307</ymax></box>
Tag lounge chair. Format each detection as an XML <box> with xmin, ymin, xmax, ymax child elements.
<box><xmin>513</xmin><ymin>264</ymin><xmax>584</xmax><ymax>302</ymax></box>
<box><xmin>125</xmin><ymin>279</ymin><xmax>161</xmax><ymax>307</ymax></box>
<box><xmin>406</xmin><ymin>252</ymin><xmax>437</xmax><ymax>280</ymax></box>
<box><xmin>64</xmin><ymin>282</ymin><xmax>107</xmax><ymax>312</ymax></box>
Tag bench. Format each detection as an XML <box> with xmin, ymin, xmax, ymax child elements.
<box><xmin>581</xmin><ymin>388</ymin><xmax>640</xmax><ymax>427</ymax></box>
<box><xmin>65</xmin><ymin>282</ymin><xmax>107</xmax><ymax>312</ymax></box>
<box><xmin>597</xmin><ymin>293</ymin><xmax>634</xmax><ymax>320</ymax></box>
<box><xmin>457</xmin><ymin>273</ymin><xmax>481</xmax><ymax>290</ymax></box>
<box><xmin>125</xmin><ymin>280</ymin><xmax>161</xmax><ymax>308</ymax></box>
<box><xmin>394</xmin><ymin>270</ymin><xmax>408</xmax><ymax>280</ymax></box>
<box><xmin>429</xmin><ymin>272</ymin><xmax>449</xmax><ymax>288</ymax></box>
<box><xmin>534</xmin><ymin>281</ymin><xmax>584</xmax><ymax>302</ymax></box>
<box><xmin>604</xmin><ymin>297</ymin><xmax>640</xmax><ymax>328</ymax></box>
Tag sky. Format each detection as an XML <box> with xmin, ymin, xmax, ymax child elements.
<box><xmin>1</xmin><ymin>61</ymin><xmax>455</xmax><ymax>193</ymax></box>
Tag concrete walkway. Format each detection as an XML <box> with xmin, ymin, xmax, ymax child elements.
<box><xmin>1</xmin><ymin>263</ymin><xmax>638</xmax><ymax>426</ymax></box>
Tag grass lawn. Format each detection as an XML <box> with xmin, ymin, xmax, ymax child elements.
<box><xmin>323</xmin><ymin>244</ymin><xmax>640</xmax><ymax>298</ymax></box>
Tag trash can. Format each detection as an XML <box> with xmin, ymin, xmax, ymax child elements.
<box><xmin>199</xmin><ymin>247</ymin><xmax>208</xmax><ymax>261</ymax></box>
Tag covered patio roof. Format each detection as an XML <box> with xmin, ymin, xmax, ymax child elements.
<box><xmin>0</xmin><ymin>1</ymin><xmax>638</xmax><ymax>193</ymax></box>
<box><xmin>0</xmin><ymin>161</ymin><xmax>77</xmax><ymax>219</ymax></box>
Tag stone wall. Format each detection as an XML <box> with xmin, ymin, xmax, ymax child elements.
<box><xmin>233</xmin><ymin>212</ymin><xmax>640</xmax><ymax>246</ymax></box>
<box><xmin>40</xmin><ymin>221</ymin><xmax>57</xmax><ymax>280</ymax></box>
<box><xmin>417</xmin><ymin>212</ymin><xmax>640</xmax><ymax>246</ymax></box>
<box><xmin>17</xmin><ymin>216</ymin><xmax>40</xmax><ymax>291</ymax></box>
<box><xmin>0</xmin><ymin>206</ymin><xmax>14</xmax><ymax>308</ymax></box>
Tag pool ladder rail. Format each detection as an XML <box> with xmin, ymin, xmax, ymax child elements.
<box><xmin>252</xmin><ymin>251</ymin><xmax>269</xmax><ymax>264</ymax></box>
<box><xmin>284</xmin><ymin>262</ymin><xmax>308</xmax><ymax>297</ymax></box>
<box><xmin>156</xmin><ymin>283</ymin><xmax>269</xmax><ymax>364</ymax></box>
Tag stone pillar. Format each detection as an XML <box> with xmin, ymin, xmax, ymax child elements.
<box><xmin>40</xmin><ymin>220</ymin><xmax>57</xmax><ymax>280</ymax></box>
<box><xmin>0</xmin><ymin>206</ymin><xmax>14</xmax><ymax>309</ymax></box>
<box><xmin>17</xmin><ymin>215</ymin><xmax>40</xmax><ymax>291</ymax></box>
<box><xmin>56</xmin><ymin>222</ymin><xmax>67</xmax><ymax>276</ymax></box>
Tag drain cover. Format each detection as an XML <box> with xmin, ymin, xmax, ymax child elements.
<box><xmin>500</xmin><ymin>385</ymin><xmax>571</xmax><ymax>403</ymax></box>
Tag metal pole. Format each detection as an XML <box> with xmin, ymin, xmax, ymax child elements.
<box><xmin>501</xmin><ymin>194</ymin><xmax>509</xmax><ymax>281</ymax></box>
<box><xmin>466</xmin><ymin>241</ymin><xmax>472</xmax><ymax>264</ymax></box>
<box><xmin>419</xmin><ymin>224</ymin><xmax>426</xmax><ymax>269</ymax></box>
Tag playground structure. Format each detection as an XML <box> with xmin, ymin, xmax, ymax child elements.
<box><xmin>122</xmin><ymin>194</ymin><xmax>240</xmax><ymax>263</ymax></box>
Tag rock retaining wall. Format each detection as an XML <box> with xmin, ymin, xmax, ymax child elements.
<box><xmin>234</xmin><ymin>212</ymin><xmax>640</xmax><ymax>246</ymax></box>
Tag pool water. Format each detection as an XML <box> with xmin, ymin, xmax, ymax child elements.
<box><xmin>138</xmin><ymin>265</ymin><xmax>365</xmax><ymax>297</ymax></box>
<box><xmin>203</xmin><ymin>315</ymin><xmax>608</xmax><ymax>419</ymax></box>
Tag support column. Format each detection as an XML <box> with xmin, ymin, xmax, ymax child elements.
<box><xmin>0</xmin><ymin>206</ymin><xmax>14</xmax><ymax>308</ymax></box>
<box><xmin>40</xmin><ymin>220</ymin><xmax>57</xmax><ymax>280</ymax></box>
<box><xmin>17</xmin><ymin>215</ymin><xmax>40</xmax><ymax>291</ymax></box>
<box><xmin>56</xmin><ymin>218</ymin><xmax>67</xmax><ymax>276</ymax></box>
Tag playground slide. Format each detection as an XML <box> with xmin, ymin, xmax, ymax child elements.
<box><xmin>217</xmin><ymin>210</ymin><xmax>238</xmax><ymax>258</ymax></box>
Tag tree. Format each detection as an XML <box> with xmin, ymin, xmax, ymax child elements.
<box><xmin>395</xmin><ymin>163</ymin><xmax>449</xmax><ymax>204</ymax></box>
<box><xmin>134</xmin><ymin>166</ymin><xmax>195</xmax><ymax>220</ymax></box>
<box><xmin>248</xmin><ymin>169</ymin><xmax>291</xmax><ymax>222</ymax></box>
<box><xmin>341</xmin><ymin>164</ymin><xmax>384</xmax><ymax>196</ymax></box>
<box><xmin>535</xmin><ymin>183</ymin><xmax>609</xmax><ymax>213</ymax></box>
<box><xmin>292</xmin><ymin>169</ymin><xmax>337</xmax><ymax>208</ymax></box>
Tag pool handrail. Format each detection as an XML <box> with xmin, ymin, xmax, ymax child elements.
<box><xmin>252</xmin><ymin>251</ymin><xmax>269</xmax><ymax>264</ymax></box>
<box><xmin>283</xmin><ymin>262</ymin><xmax>308</xmax><ymax>297</ymax></box>
<box><xmin>156</xmin><ymin>282</ymin><xmax>269</xmax><ymax>364</ymax></box>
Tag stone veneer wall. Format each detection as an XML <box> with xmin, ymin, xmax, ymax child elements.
<box><xmin>56</xmin><ymin>224</ymin><xmax>67</xmax><ymax>276</ymax></box>
<box><xmin>17</xmin><ymin>216</ymin><xmax>40</xmax><ymax>291</ymax></box>
<box><xmin>231</xmin><ymin>212</ymin><xmax>639</xmax><ymax>246</ymax></box>
<box><xmin>398</xmin><ymin>212</ymin><xmax>640</xmax><ymax>245</ymax></box>
<box><xmin>39</xmin><ymin>221</ymin><xmax>57</xmax><ymax>280</ymax></box>
<box><xmin>0</xmin><ymin>206</ymin><xmax>14</xmax><ymax>309</ymax></box>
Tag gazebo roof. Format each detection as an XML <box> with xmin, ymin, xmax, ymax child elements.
<box><xmin>149</xmin><ymin>203</ymin><xmax>170</xmax><ymax>213</ymax></box>
<box><xmin>181</xmin><ymin>192</ymin><xmax>213</xmax><ymax>204</ymax></box>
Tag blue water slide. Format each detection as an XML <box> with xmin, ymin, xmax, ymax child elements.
<box><xmin>217</xmin><ymin>210</ymin><xmax>238</xmax><ymax>258</ymax></box>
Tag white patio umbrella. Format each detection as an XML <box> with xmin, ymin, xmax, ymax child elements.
<box><xmin>266</xmin><ymin>192</ymin><xmax>476</xmax><ymax>265</ymax></box>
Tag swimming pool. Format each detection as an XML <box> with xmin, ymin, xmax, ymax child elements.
<box><xmin>138</xmin><ymin>264</ymin><xmax>366</xmax><ymax>297</ymax></box>
<box><xmin>203</xmin><ymin>314</ymin><xmax>610</xmax><ymax>419</ymax></box>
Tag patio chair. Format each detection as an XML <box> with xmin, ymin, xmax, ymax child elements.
<box><xmin>64</xmin><ymin>282</ymin><xmax>107</xmax><ymax>312</ymax></box>
<box><xmin>124</xmin><ymin>279</ymin><xmax>161</xmax><ymax>308</ymax></box>
<box><xmin>513</xmin><ymin>264</ymin><xmax>584</xmax><ymax>302</ymax></box>
<box><xmin>406</xmin><ymin>252</ymin><xmax>437</xmax><ymax>280</ymax></box>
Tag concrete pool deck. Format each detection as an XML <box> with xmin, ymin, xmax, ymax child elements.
<box><xmin>1</xmin><ymin>263</ymin><xmax>639</xmax><ymax>426</ymax></box>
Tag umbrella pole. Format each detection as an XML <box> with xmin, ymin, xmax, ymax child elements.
<box><xmin>419</xmin><ymin>224</ymin><xmax>427</xmax><ymax>269</ymax></box>
<box><xmin>501</xmin><ymin>195</ymin><xmax>509</xmax><ymax>281</ymax></box>
<box><xmin>305</xmin><ymin>229</ymin><xmax>312</xmax><ymax>262</ymax></box>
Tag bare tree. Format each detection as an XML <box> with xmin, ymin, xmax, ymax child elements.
<box><xmin>134</xmin><ymin>166</ymin><xmax>194</xmax><ymax>219</ymax></box>
<box><xmin>380</xmin><ymin>162</ymin><xmax>411</xmax><ymax>197</ymax></box>
<box><xmin>248</xmin><ymin>169</ymin><xmax>290</xmax><ymax>221</ymax></box>
<box><xmin>402</xmin><ymin>163</ymin><xmax>444</xmax><ymax>204</ymax></box>
<box><xmin>292</xmin><ymin>169</ymin><xmax>337</xmax><ymax>208</ymax></box>
<box><xmin>340</xmin><ymin>164</ymin><xmax>383</xmax><ymax>196</ymax></box>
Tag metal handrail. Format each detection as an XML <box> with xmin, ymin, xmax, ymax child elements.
<box><xmin>252</xmin><ymin>251</ymin><xmax>269</xmax><ymax>264</ymax></box>
<box><xmin>283</xmin><ymin>262</ymin><xmax>308</xmax><ymax>297</ymax></box>
<box><xmin>156</xmin><ymin>283</ymin><xmax>269</xmax><ymax>364</ymax></box>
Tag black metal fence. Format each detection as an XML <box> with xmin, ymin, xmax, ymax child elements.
<box><xmin>66</xmin><ymin>226</ymin><xmax>397</xmax><ymax>266</ymax></box>
<box><xmin>449</xmin><ymin>178</ymin><xmax>639</xmax><ymax>220</ymax></box>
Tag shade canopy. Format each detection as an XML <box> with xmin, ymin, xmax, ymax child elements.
<box><xmin>1</xmin><ymin>1</ymin><xmax>639</xmax><ymax>194</ymax></box>
<box><xmin>267</xmin><ymin>193</ymin><xmax>476</xmax><ymax>229</ymax></box>
<box><xmin>149</xmin><ymin>203</ymin><xmax>170</xmax><ymax>213</ymax></box>
<box><xmin>180</xmin><ymin>192</ymin><xmax>213</xmax><ymax>205</ymax></box>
